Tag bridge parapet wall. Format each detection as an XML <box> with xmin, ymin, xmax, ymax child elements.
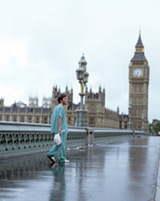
<box><xmin>0</xmin><ymin>121</ymin><xmax>148</xmax><ymax>159</ymax></box>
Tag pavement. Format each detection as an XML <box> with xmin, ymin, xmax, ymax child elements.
<box><xmin>0</xmin><ymin>136</ymin><xmax>160</xmax><ymax>201</ymax></box>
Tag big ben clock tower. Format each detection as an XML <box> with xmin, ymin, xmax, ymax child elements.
<box><xmin>129</xmin><ymin>33</ymin><xmax>149</xmax><ymax>131</ymax></box>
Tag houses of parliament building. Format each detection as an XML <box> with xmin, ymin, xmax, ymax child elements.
<box><xmin>0</xmin><ymin>34</ymin><xmax>149</xmax><ymax>131</ymax></box>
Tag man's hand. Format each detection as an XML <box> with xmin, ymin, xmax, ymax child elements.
<box><xmin>58</xmin><ymin>128</ymin><xmax>62</xmax><ymax>134</ymax></box>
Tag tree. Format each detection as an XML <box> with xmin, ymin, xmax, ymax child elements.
<box><xmin>149</xmin><ymin>122</ymin><xmax>160</xmax><ymax>136</ymax></box>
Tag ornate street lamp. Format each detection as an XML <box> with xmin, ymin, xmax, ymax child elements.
<box><xmin>75</xmin><ymin>54</ymin><xmax>89</xmax><ymax>127</ymax></box>
<box><xmin>76</xmin><ymin>66</ymin><xmax>85</xmax><ymax>80</ymax></box>
<box><xmin>127</xmin><ymin>101</ymin><xmax>132</xmax><ymax>130</ymax></box>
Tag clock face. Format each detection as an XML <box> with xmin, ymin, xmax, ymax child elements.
<box><xmin>133</xmin><ymin>68</ymin><xmax>143</xmax><ymax>78</ymax></box>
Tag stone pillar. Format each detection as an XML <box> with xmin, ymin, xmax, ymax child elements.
<box><xmin>86</xmin><ymin>128</ymin><xmax>94</xmax><ymax>145</ymax></box>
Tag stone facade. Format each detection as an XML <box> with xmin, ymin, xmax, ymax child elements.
<box><xmin>119</xmin><ymin>114</ymin><xmax>128</xmax><ymax>129</ymax></box>
<box><xmin>129</xmin><ymin>33</ymin><xmax>149</xmax><ymax>131</ymax></box>
<box><xmin>0</xmin><ymin>98</ymin><xmax>51</xmax><ymax>124</ymax></box>
<box><xmin>0</xmin><ymin>85</ymin><xmax>120</xmax><ymax>128</ymax></box>
<box><xmin>85</xmin><ymin>87</ymin><xmax>119</xmax><ymax>128</ymax></box>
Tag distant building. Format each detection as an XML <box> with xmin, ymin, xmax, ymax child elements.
<box><xmin>28</xmin><ymin>97</ymin><xmax>38</xmax><ymax>107</ymax></box>
<box><xmin>129</xmin><ymin>33</ymin><xmax>150</xmax><ymax>131</ymax></box>
<box><xmin>0</xmin><ymin>98</ymin><xmax>50</xmax><ymax>123</ymax></box>
<box><xmin>42</xmin><ymin>97</ymin><xmax>52</xmax><ymax>108</ymax></box>
<box><xmin>51</xmin><ymin>85</ymin><xmax>120</xmax><ymax>128</ymax></box>
<box><xmin>119</xmin><ymin>114</ymin><xmax>128</xmax><ymax>129</ymax></box>
<box><xmin>0</xmin><ymin>98</ymin><xmax>4</xmax><ymax>107</ymax></box>
<box><xmin>0</xmin><ymin>86</ymin><xmax>121</xmax><ymax>128</ymax></box>
<box><xmin>13</xmin><ymin>101</ymin><xmax>27</xmax><ymax>108</ymax></box>
<box><xmin>152</xmin><ymin>119</ymin><xmax>160</xmax><ymax>125</ymax></box>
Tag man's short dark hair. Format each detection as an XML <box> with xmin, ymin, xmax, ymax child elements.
<box><xmin>57</xmin><ymin>94</ymin><xmax>67</xmax><ymax>103</ymax></box>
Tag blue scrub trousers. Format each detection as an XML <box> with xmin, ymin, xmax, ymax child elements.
<box><xmin>47</xmin><ymin>131</ymin><xmax>68</xmax><ymax>162</ymax></box>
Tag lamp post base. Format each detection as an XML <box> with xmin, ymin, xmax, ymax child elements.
<box><xmin>75</xmin><ymin>110</ymin><xmax>88</xmax><ymax>127</ymax></box>
<box><xmin>127</xmin><ymin>122</ymin><xmax>132</xmax><ymax>130</ymax></box>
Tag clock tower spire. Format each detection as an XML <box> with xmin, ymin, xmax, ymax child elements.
<box><xmin>136</xmin><ymin>31</ymin><xmax>143</xmax><ymax>47</ymax></box>
<box><xmin>131</xmin><ymin>32</ymin><xmax>147</xmax><ymax>61</ymax></box>
<box><xmin>129</xmin><ymin>33</ymin><xmax>150</xmax><ymax>131</ymax></box>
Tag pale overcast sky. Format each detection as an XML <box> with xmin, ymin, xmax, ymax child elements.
<box><xmin>0</xmin><ymin>0</ymin><xmax>160</xmax><ymax>123</ymax></box>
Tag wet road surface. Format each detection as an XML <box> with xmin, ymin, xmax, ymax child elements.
<box><xmin>0</xmin><ymin>136</ymin><xmax>160</xmax><ymax>201</ymax></box>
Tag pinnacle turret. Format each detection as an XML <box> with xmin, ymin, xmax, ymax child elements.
<box><xmin>135</xmin><ymin>32</ymin><xmax>144</xmax><ymax>47</ymax></box>
<box><xmin>131</xmin><ymin>32</ymin><xmax>147</xmax><ymax>62</ymax></box>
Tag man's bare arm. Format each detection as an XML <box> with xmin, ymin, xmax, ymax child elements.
<box><xmin>58</xmin><ymin>118</ymin><xmax>62</xmax><ymax>134</ymax></box>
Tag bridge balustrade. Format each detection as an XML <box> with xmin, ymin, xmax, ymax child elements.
<box><xmin>0</xmin><ymin>121</ymin><xmax>147</xmax><ymax>159</ymax></box>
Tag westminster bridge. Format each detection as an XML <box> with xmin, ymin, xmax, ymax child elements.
<box><xmin>0</xmin><ymin>121</ymin><xmax>160</xmax><ymax>201</ymax></box>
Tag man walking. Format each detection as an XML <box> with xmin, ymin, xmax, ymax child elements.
<box><xmin>47</xmin><ymin>94</ymin><xmax>69</xmax><ymax>163</ymax></box>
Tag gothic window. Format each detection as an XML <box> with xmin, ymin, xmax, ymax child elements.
<box><xmin>125</xmin><ymin>122</ymin><xmax>127</xmax><ymax>129</ymax></box>
<box><xmin>135</xmin><ymin>97</ymin><xmax>137</xmax><ymax>104</ymax></box>
<box><xmin>43</xmin><ymin>117</ymin><xmax>48</xmax><ymax>124</ymax></box>
<box><xmin>135</xmin><ymin>110</ymin><xmax>137</xmax><ymax>116</ymax></box>
<box><xmin>6</xmin><ymin>115</ymin><xmax>10</xmax><ymax>121</ymax></box>
<box><xmin>89</xmin><ymin>118</ymin><xmax>95</xmax><ymax>125</ymax></box>
<box><xmin>119</xmin><ymin>121</ymin><xmax>122</xmax><ymax>129</ymax></box>
<box><xmin>90</xmin><ymin>104</ymin><xmax>95</xmax><ymax>111</ymax></box>
<box><xmin>5</xmin><ymin>108</ymin><xmax>10</xmax><ymax>113</ymax></box>
<box><xmin>132</xmin><ymin>110</ymin><xmax>135</xmax><ymax>116</ymax></box>
<box><xmin>137</xmin><ymin>110</ymin><xmax>139</xmax><ymax>116</ymax></box>
<box><xmin>68</xmin><ymin>117</ymin><xmax>71</xmax><ymax>125</ymax></box>
<box><xmin>20</xmin><ymin>116</ymin><xmax>24</xmax><ymax>122</ymax></box>
<box><xmin>20</xmin><ymin>108</ymin><xmax>26</xmax><ymax>113</ymax></box>
<box><xmin>139</xmin><ymin>85</ymin><xmax>142</xmax><ymax>93</ymax></box>
<box><xmin>36</xmin><ymin>117</ymin><xmax>39</xmax><ymax>123</ymax></box>
<box><xmin>139</xmin><ymin>98</ymin><xmax>142</xmax><ymax>104</ymax></box>
<box><xmin>138</xmin><ymin>110</ymin><xmax>141</xmax><ymax>116</ymax></box>
<box><xmin>133</xmin><ymin>61</ymin><xmax>143</xmax><ymax>65</ymax></box>
<box><xmin>28</xmin><ymin>116</ymin><xmax>32</xmax><ymax>123</ymax></box>
<box><xmin>138</xmin><ymin>122</ymin><xmax>141</xmax><ymax>129</ymax></box>
<box><xmin>13</xmin><ymin>116</ymin><xmax>17</xmax><ymax>122</ymax></box>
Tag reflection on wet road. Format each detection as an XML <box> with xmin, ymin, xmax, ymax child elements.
<box><xmin>0</xmin><ymin>136</ymin><xmax>160</xmax><ymax>201</ymax></box>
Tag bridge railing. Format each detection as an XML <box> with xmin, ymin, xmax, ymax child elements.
<box><xmin>0</xmin><ymin>121</ymin><xmax>148</xmax><ymax>159</ymax></box>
